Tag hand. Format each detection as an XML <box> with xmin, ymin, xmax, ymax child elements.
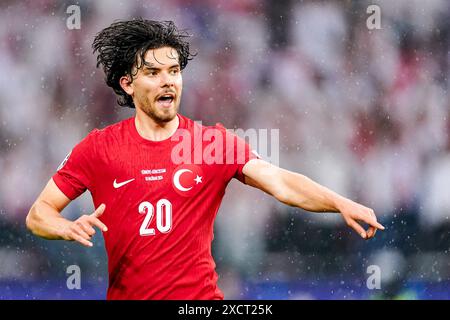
<box><xmin>337</xmin><ymin>199</ymin><xmax>384</xmax><ymax>239</ymax></box>
<box><xmin>61</xmin><ymin>204</ymin><xmax>108</xmax><ymax>247</ymax></box>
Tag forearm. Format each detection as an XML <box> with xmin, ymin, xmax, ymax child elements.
<box><xmin>26</xmin><ymin>200</ymin><xmax>71</xmax><ymax>240</ymax></box>
<box><xmin>278</xmin><ymin>169</ymin><xmax>346</xmax><ymax>213</ymax></box>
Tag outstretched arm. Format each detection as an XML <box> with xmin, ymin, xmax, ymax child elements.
<box><xmin>242</xmin><ymin>159</ymin><xmax>384</xmax><ymax>239</ymax></box>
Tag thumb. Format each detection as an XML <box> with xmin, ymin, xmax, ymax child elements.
<box><xmin>91</xmin><ymin>203</ymin><xmax>106</xmax><ymax>218</ymax></box>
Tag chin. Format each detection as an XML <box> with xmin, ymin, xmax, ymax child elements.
<box><xmin>159</xmin><ymin>115</ymin><xmax>176</xmax><ymax>123</ymax></box>
<box><xmin>152</xmin><ymin>110</ymin><xmax>178</xmax><ymax>123</ymax></box>
<box><xmin>142</xmin><ymin>102</ymin><xmax>179</xmax><ymax>123</ymax></box>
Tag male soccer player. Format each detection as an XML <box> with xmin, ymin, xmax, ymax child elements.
<box><xmin>26</xmin><ymin>19</ymin><xmax>384</xmax><ymax>300</ymax></box>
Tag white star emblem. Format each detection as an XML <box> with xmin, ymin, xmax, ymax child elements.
<box><xmin>194</xmin><ymin>175</ymin><xmax>203</xmax><ymax>184</ymax></box>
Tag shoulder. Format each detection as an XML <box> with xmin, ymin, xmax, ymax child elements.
<box><xmin>92</xmin><ymin>117</ymin><xmax>132</xmax><ymax>136</ymax></box>
<box><xmin>71</xmin><ymin>118</ymin><xmax>132</xmax><ymax>157</ymax></box>
<box><xmin>86</xmin><ymin>117</ymin><xmax>132</xmax><ymax>142</ymax></box>
<box><xmin>177</xmin><ymin>113</ymin><xmax>226</xmax><ymax>132</ymax></box>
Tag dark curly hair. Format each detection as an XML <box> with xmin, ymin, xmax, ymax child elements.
<box><xmin>92</xmin><ymin>18</ymin><xmax>195</xmax><ymax>108</ymax></box>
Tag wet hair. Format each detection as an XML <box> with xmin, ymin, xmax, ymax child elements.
<box><xmin>92</xmin><ymin>18</ymin><xmax>194</xmax><ymax>108</ymax></box>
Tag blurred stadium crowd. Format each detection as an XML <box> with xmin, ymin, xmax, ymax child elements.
<box><xmin>0</xmin><ymin>0</ymin><xmax>449</xmax><ymax>299</ymax></box>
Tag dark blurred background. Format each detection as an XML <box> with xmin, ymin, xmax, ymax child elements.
<box><xmin>1</xmin><ymin>0</ymin><xmax>449</xmax><ymax>299</ymax></box>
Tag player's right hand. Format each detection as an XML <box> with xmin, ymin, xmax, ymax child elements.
<box><xmin>61</xmin><ymin>204</ymin><xmax>108</xmax><ymax>247</ymax></box>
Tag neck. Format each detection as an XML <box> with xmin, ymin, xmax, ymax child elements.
<box><xmin>134</xmin><ymin>109</ymin><xmax>179</xmax><ymax>142</ymax></box>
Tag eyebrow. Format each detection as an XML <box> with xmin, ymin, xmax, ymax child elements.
<box><xmin>143</xmin><ymin>63</ymin><xmax>180</xmax><ymax>71</ymax></box>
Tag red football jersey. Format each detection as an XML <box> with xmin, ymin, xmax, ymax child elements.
<box><xmin>52</xmin><ymin>114</ymin><xmax>258</xmax><ymax>300</ymax></box>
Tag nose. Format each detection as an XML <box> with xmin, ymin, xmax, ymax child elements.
<box><xmin>160</xmin><ymin>71</ymin><xmax>174</xmax><ymax>88</ymax></box>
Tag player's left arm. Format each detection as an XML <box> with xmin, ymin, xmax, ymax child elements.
<box><xmin>242</xmin><ymin>159</ymin><xmax>385</xmax><ymax>239</ymax></box>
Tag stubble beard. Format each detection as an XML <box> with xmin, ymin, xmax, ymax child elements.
<box><xmin>141</xmin><ymin>97</ymin><xmax>179</xmax><ymax>124</ymax></box>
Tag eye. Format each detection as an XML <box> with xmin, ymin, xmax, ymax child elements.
<box><xmin>170</xmin><ymin>69</ymin><xmax>180</xmax><ymax>75</ymax></box>
<box><xmin>145</xmin><ymin>69</ymin><xmax>158</xmax><ymax>76</ymax></box>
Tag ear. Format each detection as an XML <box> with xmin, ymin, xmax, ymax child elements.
<box><xmin>119</xmin><ymin>75</ymin><xmax>134</xmax><ymax>96</ymax></box>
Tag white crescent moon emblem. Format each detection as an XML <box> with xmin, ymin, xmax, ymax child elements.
<box><xmin>173</xmin><ymin>169</ymin><xmax>193</xmax><ymax>192</ymax></box>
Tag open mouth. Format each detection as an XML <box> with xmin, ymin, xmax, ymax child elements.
<box><xmin>157</xmin><ymin>93</ymin><xmax>175</xmax><ymax>107</ymax></box>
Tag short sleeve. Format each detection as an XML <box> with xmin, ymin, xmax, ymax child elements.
<box><xmin>52</xmin><ymin>130</ymin><xmax>98</xmax><ymax>200</ymax></box>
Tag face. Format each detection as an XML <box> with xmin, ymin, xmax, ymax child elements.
<box><xmin>121</xmin><ymin>46</ymin><xmax>182</xmax><ymax>123</ymax></box>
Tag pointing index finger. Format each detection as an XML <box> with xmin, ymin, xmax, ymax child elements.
<box><xmin>91</xmin><ymin>204</ymin><xmax>106</xmax><ymax>218</ymax></box>
<box><xmin>90</xmin><ymin>204</ymin><xmax>108</xmax><ymax>231</ymax></box>
<box><xmin>361</xmin><ymin>211</ymin><xmax>385</xmax><ymax>231</ymax></box>
<box><xmin>368</xmin><ymin>219</ymin><xmax>385</xmax><ymax>230</ymax></box>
